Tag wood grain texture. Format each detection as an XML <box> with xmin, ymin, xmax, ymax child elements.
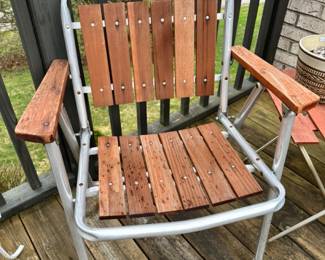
<box><xmin>98</xmin><ymin>136</ymin><xmax>126</xmax><ymax>218</ymax></box>
<box><xmin>79</xmin><ymin>4</ymin><xmax>114</xmax><ymax>107</ymax></box>
<box><xmin>151</xmin><ymin>0</ymin><xmax>174</xmax><ymax>99</ymax></box>
<box><xmin>140</xmin><ymin>134</ymin><xmax>183</xmax><ymax>213</ymax></box>
<box><xmin>127</xmin><ymin>2</ymin><xmax>154</xmax><ymax>102</ymax></box>
<box><xmin>196</xmin><ymin>0</ymin><xmax>217</xmax><ymax>96</ymax></box>
<box><xmin>15</xmin><ymin>60</ymin><xmax>69</xmax><ymax>143</ymax></box>
<box><xmin>179</xmin><ymin>127</ymin><xmax>236</xmax><ymax>204</ymax></box>
<box><xmin>160</xmin><ymin>131</ymin><xmax>210</xmax><ymax>209</ymax></box>
<box><xmin>231</xmin><ymin>46</ymin><xmax>320</xmax><ymax>113</ymax></box>
<box><xmin>309</xmin><ymin>105</ymin><xmax>325</xmax><ymax>139</ymax></box>
<box><xmin>104</xmin><ymin>3</ymin><xmax>134</xmax><ymax>105</ymax></box>
<box><xmin>174</xmin><ymin>0</ymin><xmax>195</xmax><ymax>97</ymax></box>
<box><xmin>198</xmin><ymin>123</ymin><xmax>262</xmax><ymax>197</ymax></box>
<box><xmin>119</xmin><ymin>136</ymin><xmax>156</xmax><ymax>216</ymax></box>
<box><xmin>268</xmin><ymin>68</ymin><xmax>319</xmax><ymax>144</ymax></box>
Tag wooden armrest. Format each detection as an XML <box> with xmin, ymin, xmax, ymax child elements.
<box><xmin>231</xmin><ymin>46</ymin><xmax>320</xmax><ymax>114</ymax></box>
<box><xmin>15</xmin><ymin>60</ymin><xmax>69</xmax><ymax>143</ymax></box>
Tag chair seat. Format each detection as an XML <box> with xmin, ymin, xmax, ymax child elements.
<box><xmin>98</xmin><ymin>123</ymin><xmax>262</xmax><ymax>219</ymax></box>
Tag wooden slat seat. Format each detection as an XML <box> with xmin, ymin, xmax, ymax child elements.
<box><xmin>98</xmin><ymin>123</ymin><xmax>262</xmax><ymax>219</ymax></box>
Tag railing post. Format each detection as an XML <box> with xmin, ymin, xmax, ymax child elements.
<box><xmin>0</xmin><ymin>75</ymin><xmax>41</xmax><ymax>189</ymax></box>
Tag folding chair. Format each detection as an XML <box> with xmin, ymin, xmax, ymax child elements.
<box><xmin>265</xmin><ymin>68</ymin><xmax>325</xmax><ymax>242</ymax></box>
<box><xmin>14</xmin><ymin>0</ymin><xmax>319</xmax><ymax>259</ymax></box>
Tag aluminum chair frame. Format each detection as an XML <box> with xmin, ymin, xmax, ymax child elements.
<box><xmin>42</xmin><ymin>0</ymin><xmax>297</xmax><ymax>259</ymax></box>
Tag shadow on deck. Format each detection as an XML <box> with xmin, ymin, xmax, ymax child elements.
<box><xmin>1</xmin><ymin>93</ymin><xmax>324</xmax><ymax>259</ymax></box>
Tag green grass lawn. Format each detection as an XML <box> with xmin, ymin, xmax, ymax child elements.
<box><xmin>0</xmin><ymin>3</ymin><xmax>263</xmax><ymax>192</ymax></box>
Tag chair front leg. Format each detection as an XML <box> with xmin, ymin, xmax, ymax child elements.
<box><xmin>255</xmin><ymin>108</ymin><xmax>296</xmax><ymax>260</ymax></box>
<box><xmin>45</xmin><ymin>141</ymin><xmax>89</xmax><ymax>260</ymax></box>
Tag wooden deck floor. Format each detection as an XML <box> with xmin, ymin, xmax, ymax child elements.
<box><xmin>1</xmin><ymin>93</ymin><xmax>325</xmax><ymax>260</ymax></box>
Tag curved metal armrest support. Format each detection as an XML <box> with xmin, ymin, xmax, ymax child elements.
<box><xmin>15</xmin><ymin>60</ymin><xmax>69</xmax><ymax>143</ymax></box>
<box><xmin>73</xmin><ymin>128</ymin><xmax>285</xmax><ymax>242</ymax></box>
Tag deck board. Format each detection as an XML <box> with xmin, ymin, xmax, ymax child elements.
<box><xmin>1</xmin><ymin>94</ymin><xmax>324</xmax><ymax>259</ymax></box>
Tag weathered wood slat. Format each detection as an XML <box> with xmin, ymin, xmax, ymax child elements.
<box><xmin>198</xmin><ymin>123</ymin><xmax>262</xmax><ymax>197</ymax></box>
<box><xmin>231</xmin><ymin>46</ymin><xmax>320</xmax><ymax>114</ymax></box>
<box><xmin>179</xmin><ymin>127</ymin><xmax>236</xmax><ymax>204</ymax></box>
<box><xmin>140</xmin><ymin>134</ymin><xmax>183</xmax><ymax>213</ymax></box>
<box><xmin>196</xmin><ymin>0</ymin><xmax>217</xmax><ymax>96</ymax></box>
<box><xmin>79</xmin><ymin>4</ymin><xmax>114</xmax><ymax>106</ymax></box>
<box><xmin>119</xmin><ymin>136</ymin><xmax>156</xmax><ymax>216</ymax></box>
<box><xmin>0</xmin><ymin>216</ymin><xmax>39</xmax><ymax>259</ymax></box>
<box><xmin>104</xmin><ymin>3</ymin><xmax>134</xmax><ymax>105</ymax></box>
<box><xmin>151</xmin><ymin>0</ymin><xmax>174</xmax><ymax>100</ymax></box>
<box><xmin>160</xmin><ymin>132</ymin><xmax>210</xmax><ymax>209</ymax></box>
<box><xmin>309</xmin><ymin>105</ymin><xmax>325</xmax><ymax>139</ymax></box>
<box><xmin>174</xmin><ymin>0</ymin><xmax>195</xmax><ymax>98</ymax></box>
<box><xmin>98</xmin><ymin>137</ymin><xmax>126</xmax><ymax>218</ymax></box>
<box><xmin>128</xmin><ymin>2</ymin><xmax>154</xmax><ymax>102</ymax></box>
<box><xmin>20</xmin><ymin>198</ymin><xmax>93</xmax><ymax>259</ymax></box>
<box><xmin>15</xmin><ymin>60</ymin><xmax>69</xmax><ymax>143</ymax></box>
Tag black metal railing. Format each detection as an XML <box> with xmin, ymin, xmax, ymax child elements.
<box><xmin>0</xmin><ymin>0</ymin><xmax>289</xmax><ymax>220</ymax></box>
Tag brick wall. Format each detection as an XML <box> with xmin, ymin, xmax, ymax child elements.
<box><xmin>274</xmin><ymin>0</ymin><xmax>325</xmax><ymax>69</ymax></box>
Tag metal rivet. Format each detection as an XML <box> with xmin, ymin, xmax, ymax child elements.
<box><xmin>90</xmin><ymin>22</ymin><xmax>95</xmax><ymax>27</ymax></box>
<box><xmin>160</xmin><ymin>17</ymin><xmax>165</xmax><ymax>23</ymax></box>
<box><xmin>99</xmin><ymin>88</ymin><xmax>104</xmax><ymax>92</ymax></box>
<box><xmin>128</xmin><ymin>143</ymin><xmax>132</xmax><ymax>147</ymax></box>
<box><xmin>203</xmin><ymin>78</ymin><xmax>208</xmax><ymax>83</ymax></box>
<box><xmin>115</xmin><ymin>20</ymin><xmax>119</xmax><ymax>27</ymax></box>
<box><xmin>183</xmin><ymin>16</ymin><xmax>187</xmax><ymax>21</ymax></box>
<box><xmin>43</xmin><ymin>122</ymin><xmax>49</xmax><ymax>127</ymax></box>
<box><xmin>142</xmin><ymin>82</ymin><xmax>146</xmax><ymax>88</ymax></box>
<box><xmin>134</xmin><ymin>181</ymin><xmax>139</xmax><ymax>185</ymax></box>
<box><xmin>121</xmin><ymin>85</ymin><xmax>126</xmax><ymax>91</ymax></box>
<box><xmin>231</xmin><ymin>165</ymin><xmax>236</xmax><ymax>169</ymax></box>
<box><xmin>182</xmin><ymin>176</ymin><xmax>188</xmax><ymax>180</ymax></box>
<box><xmin>108</xmin><ymin>182</ymin><xmax>113</xmax><ymax>186</ymax></box>
<box><xmin>162</xmin><ymin>81</ymin><xmax>167</xmax><ymax>86</ymax></box>
<box><xmin>205</xmin><ymin>15</ymin><xmax>210</xmax><ymax>21</ymax></box>
<box><xmin>65</xmin><ymin>24</ymin><xmax>70</xmax><ymax>29</ymax></box>
<box><xmin>138</xmin><ymin>19</ymin><xmax>142</xmax><ymax>24</ymax></box>
<box><xmin>183</xmin><ymin>79</ymin><xmax>187</xmax><ymax>84</ymax></box>
<box><xmin>207</xmin><ymin>171</ymin><xmax>212</xmax><ymax>175</ymax></box>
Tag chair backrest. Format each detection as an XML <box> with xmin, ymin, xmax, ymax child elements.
<box><xmin>77</xmin><ymin>0</ymin><xmax>221</xmax><ymax>107</ymax></box>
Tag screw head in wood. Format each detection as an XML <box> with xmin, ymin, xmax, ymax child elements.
<box><xmin>43</xmin><ymin>122</ymin><xmax>49</xmax><ymax>127</ymax></box>
<box><xmin>203</xmin><ymin>78</ymin><xmax>208</xmax><ymax>83</ymax></box>
<box><xmin>128</xmin><ymin>143</ymin><xmax>132</xmax><ymax>147</ymax></box>
<box><xmin>138</xmin><ymin>19</ymin><xmax>142</xmax><ymax>24</ymax></box>
<box><xmin>121</xmin><ymin>85</ymin><xmax>126</xmax><ymax>91</ymax></box>
<box><xmin>160</xmin><ymin>17</ymin><xmax>165</xmax><ymax>23</ymax></box>
<box><xmin>142</xmin><ymin>82</ymin><xmax>146</xmax><ymax>88</ymax></box>
<box><xmin>182</xmin><ymin>176</ymin><xmax>188</xmax><ymax>180</ymax></box>
<box><xmin>99</xmin><ymin>88</ymin><xmax>104</xmax><ymax>92</ymax></box>
<box><xmin>90</xmin><ymin>22</ymin><xmax>95</xmax><ymax>27</ymax></box>
<box><xmin>205</xmin><ymin>15</ymin><xmax>210</xmax><ymax>21</ymax></box>
<box><xmin>134</xmin><ymin>181</ymin><xmax>139</xmax><ymax>185</ymax></box>
<box><xmin>115</xmin><ymin>20</ymin><xmax>119</xmax><ymax>27</ymax></box>
<box><xmin>207</xmin><ymin>171</ymin><xmax>212</xmax><ymax>175</ymax></box>
<box><xmin>108</xmin><ymin>182</ymin><xmax>113</xmax><ymax>186</ymax></box>
<box><xmin>106</xmin><ymin>142</ymin><xmax>110</xmax><ymax>147</ymax></box>
<box><xmin>231</xmin><ymin>165</ymin><xmax>236</xmax><ymax>169</ymax></box>
<box><xmin>183</xmin><ymin>79</ymin><xmax>187</xmax><ymax>84</ymax></box>
<box><xmin>162</xmin><ymin>81</ymin><xmax>167</xmax><ymax>86</ymax></box>
<box><xmin>183</xmin><ymin>16</ymin><xmax>187</xmax><ymax>21</ymax></box>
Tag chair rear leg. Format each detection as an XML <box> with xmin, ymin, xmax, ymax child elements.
<box><xmin>255</xmin><ymin>213</ymin><xmax>273</xmax><ymax>260</ymax></box>
<box><xmin>46</xmin><ymin>141</ymin><xmax>89</xmax><ymax>260</ymax></box>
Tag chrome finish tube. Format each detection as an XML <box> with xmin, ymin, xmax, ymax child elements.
<box><xmin>219</xmin><ymin>0</ymin><xmax>234</xmax><ymax>114</ymax></box>
<box><xmin>61</xmin><ymin>0</ymin><xmax>89</xmax><ymax>129</ymax></box>
<box><xmin>234</xmin><ymin>83</ymin><xmax>265</xmax><ymax>129</ymax></box>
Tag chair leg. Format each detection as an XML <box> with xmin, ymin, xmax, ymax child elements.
<box><xmin>255</xmin><ymin>212</ymin><xmax>273</xmax><ymax>260</ymax></box>
<box><xmin>299</xmin><ymin>145</ymin><xmax>325</xmax><ymax>198</ymax></box>
<box><xmin>45</xmin><ymin>142</ymin><xmax>89</xmax><ymax>260</ymax></box>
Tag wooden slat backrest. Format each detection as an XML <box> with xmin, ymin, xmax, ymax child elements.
<box><xmin>103</xmin><ymin>3</ymin><xmax>134</xmax><ymax>105</ymax></box>
<box><xmin>196</xmin><ymin>0</ymin><xmax>219</xmax><ymax>96</ymax></box>
<box><xmin>78</xmin><ymin>0</ymin><xmax>219</xmax><ymax>106</ymax></box>
<box><xmin>151</xmin><ymin>0</ymin><xmax>174</xmax><ymax>99</ymax></box>
<box><xmin>79</xmin><ymin>5</ymin><xmax>114</xmax><ymax>107</ymax></box>
<box><xmin>128</xmin><ymin>2</ymin><xmax>154</xmax><ymax>102</ymax></box>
